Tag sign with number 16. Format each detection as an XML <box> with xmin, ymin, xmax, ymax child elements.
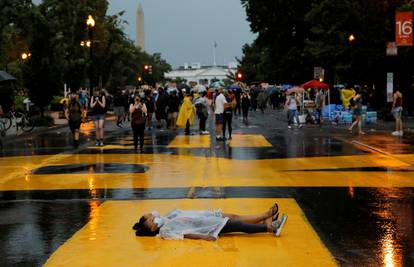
<box><xmin>396</xmin><ymin>11</ymin><xmax>413</xmax><ymax>46</ymax></box>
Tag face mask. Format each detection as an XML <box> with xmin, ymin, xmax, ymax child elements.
<box><xmin>153</xmin><ymin>216</ymin><xmax>165</xmax><ymax>227</ymax></box>
<box><xmin>151</xmin><ymin>211</ymin><xmax>160</xmax><ymax>217</ymax></box>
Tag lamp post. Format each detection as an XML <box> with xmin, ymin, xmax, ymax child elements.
<box><xmin>86</xmin><ymin>15</ymin><xmax>95</xmax><ymax>90</ymax></box>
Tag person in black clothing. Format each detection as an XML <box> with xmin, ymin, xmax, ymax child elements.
<box><xmin>234</xmin><ymin>89</ymin><xmax>241</xmax><ymax>116</ymax></box>
<box><xmin>155</xmin><ymin>88</ymin><xmax>168</xmax><ymax>129</ymax></box>
<box><xmin>113</xmin><ymin>90</ymin><xmax>125</xmax><ymax>127</ymax></box>
<box><xmin>241</xmin><ymin>91</ymin><xmax>251</xmax><ymax>124</ymax></box>
<box><xmin>144</xmin><ymin>90</ymin><xmax>155</xmax><ymax>130</ymax></box>
<box><xmin>130</xmin><ymin>95</ymin><xmax>147</xmax><ymax>152</ymax></box>
<box><xmin>223</xmin><ymin>90</ymin><xmax>236</xmax><ymax>140</ymax></box>
<box><xmin>167</xmin><ymin>91</ymin><xmax>180</xmax><ymax>129</ymax></box>
<box><xmin>90</xmin><ymin>89</ymin><xmax>106</xmax><ymax>146</ymax></box>
<box><xmin>65</xmin><ymin>92</ymin><xmax>83</xmax><ymax>148</ymax></box>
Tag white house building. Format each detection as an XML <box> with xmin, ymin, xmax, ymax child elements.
<box><xmin>165</xmin><ymin>62</ymin><xmax>238</xmax><ymax>85</ymax></box>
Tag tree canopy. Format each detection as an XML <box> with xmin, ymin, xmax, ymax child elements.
<box><xmin>239</xmin><ymin>0</ymin><xmax>414</xmax><ymax>105</ymax></box>
<box><xmin>0</xmin><ymin>0</ymin><xmax>171</xmax><ymax>110</ymax></box>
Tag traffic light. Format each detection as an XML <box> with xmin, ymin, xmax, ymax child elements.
<box><xmin>236</xmin><ymin>71</ymin><xmax>244</xmax><ymax>81</ymax></box>
<box><xmin>143</xmin><ymin>64</ymin><xmax>153</xmax><ymax>75</ymax></box>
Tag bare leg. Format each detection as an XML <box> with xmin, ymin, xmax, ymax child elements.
<box><xmin>222</xmin><ymin>210</ymin><xmax>272</xmax><ymax>224</ymax></box>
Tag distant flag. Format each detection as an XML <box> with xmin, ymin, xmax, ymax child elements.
<box><xmin>214</xmin><ymin>41</ymin><xmax>218</xmax><ymax>48</ymax></box>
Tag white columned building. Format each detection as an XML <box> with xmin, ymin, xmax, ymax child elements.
<box><xmin>165</xmin><ymin>62</ymin><xmax>238</xmax><ymax>85</ymax></box>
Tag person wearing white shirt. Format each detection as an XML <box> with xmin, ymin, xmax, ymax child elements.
<box><xmin>214</xmin><ymin>88</ymin><xmax>227</xmax><ymax>141</ymax></box>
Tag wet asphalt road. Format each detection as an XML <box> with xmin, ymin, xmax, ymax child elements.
<box><xmin>0</xmin><ymin>110</ymin><xmax>414</xmax><ymax>266</ymax></box>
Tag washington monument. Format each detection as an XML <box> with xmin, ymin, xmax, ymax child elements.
<box><xmin>136</xmin><ymin>2</ymin><xmax>145</xmax><ymax>51</ymax></box>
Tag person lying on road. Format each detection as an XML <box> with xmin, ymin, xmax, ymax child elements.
<box><xmin>132</xmin><ymin>204</ymin><xmax>287</xmax><ymax>241</ymax></box>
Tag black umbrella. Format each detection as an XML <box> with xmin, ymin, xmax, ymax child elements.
<box><xmin>0</xmin><ymin>71</ymin><xmax>16</xmax><ymax>83</ymax></box>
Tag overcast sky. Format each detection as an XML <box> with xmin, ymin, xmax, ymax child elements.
<box><xmin>110</xmin><ymin>0</ymin><xmax>256</xmax><ymax>67</ymax></box>
<box><xmin>33</xmin><ymin>0</ymin><xmax>256</xmax><ymax>68</ymax></box>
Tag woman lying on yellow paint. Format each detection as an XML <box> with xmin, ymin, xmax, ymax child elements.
<box><xmin>133</xmin><ymin>204</ymin><xmax>287</xmax><ymax>241</ymax></box>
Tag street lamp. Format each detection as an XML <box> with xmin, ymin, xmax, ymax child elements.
<box><xmin>86</xmin><ymin>15</ymin><xmax>95</xmax><ymax>90</ymax></box>
<box><xmin>348</xmin><ymin>34</ymin><xmax>355</xmax><ymax>43</ymax></box>
<box><xmin>21</xmin><ymin>52</ymin><xmax>31</xmax><ymax>60</ymax></box>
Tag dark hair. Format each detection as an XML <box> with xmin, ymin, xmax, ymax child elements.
<box><xmin>201</xmin><ymin>91</ymin><xmax>207</xmax><ymax>97</ymax></box>
<box><xmin>132</xmin><ymin>216</ymin><xmax>159</xmax><ymax>237</ymax></box>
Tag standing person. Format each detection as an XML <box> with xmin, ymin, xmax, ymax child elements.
<box><xmin>214</xmin><ymin>88</ymin><xmax>227</xmax><ymax>141</ymax></box>
<box><xmin>348</xmin><ymin>88</ymin><xmax>365</xmax><ymax>135</ymax></box>
<box><xmin>392</xmin><ymin>89</ymin><xmax>403</xmax><ymax>136</ymax></box>
<box><xmin>234</xmin><ymin>88</ymin><xmax>241</xmax><ymax>116</ymax></box>
<box><xmin>130</xmin><ymin>95</ymin><xmax>147</xmax><ymax>152</ymax></box>
<box><xmin>144</xmin><ymin>90</ymin><xmax>155</xmax><ymax>130</ymax></box>
<box><xmin>194</xmin><ymin>91</ymin><xmax>210</xmax><ymax>134</ymax></box>
<box><xmin>176</xmin><ymin>93</ymin><xmax>195</xmax><ymax>135</ymax></box>
<box><xmin>155</xmin><ymin>88</ymin><xmax>168</xmax><ymax>129</ymax></box>
<box><xmin>285</xmin><ymin>94</ymin><xmax>301</xmax><ymax>129</ymax></box>
<box><xmin>90</xmin><ymin>88</ymin><xmax>106</xmax><ymax>146</ymax></box>
<box><xmin>257</xmin><ymin>89</ymin><xmax>268</xmax><ymax>114</ymax></box>
<box><xmin>65</xmin><ymin>92</ymin><xmax>83</xmax><ymax>148</ymax></box>
<box><xmin>113</xmin><ymin>89</ymin><xmax>125</xmax><ymax>128</ymax></box>
<box><xmin>223</xmin><ymin>90</ymin><xmax>236</xmax><ymax>140</ymax></box>
<box><xmin>167</xmin><ymin>91</ymin><xmax>180</xmax><ymax>130</ymax></box>
<box><xmin>78</xmin><ymin>88</ymin><xmax>89</xmax><ymax>122</ymax></box>
<box><xmin>241</xmin><ymin>90</ymin><xmax>251</xmax><ymax>124</ymax></box>
<box><xmin>315</xmin><ymin>89</ymin><xmax>325</xmax><ymax>124</ymax></box>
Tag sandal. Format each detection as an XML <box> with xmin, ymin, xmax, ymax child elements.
<box><xmin>270</xmin><ymin>203</ymin><xmax>279</xmax><ymax>218</ymax></box>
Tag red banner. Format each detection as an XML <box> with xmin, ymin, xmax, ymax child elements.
<box><xmin>396</xmin><ymin>12</ymin><xmax>413</xmax><ymax>46</ymax></box>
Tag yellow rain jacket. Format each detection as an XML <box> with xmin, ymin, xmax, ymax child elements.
<box><xmin>176</xmin><ymin>96</ymin><xmax>195</xmax><ymax>128</ymax></box>
<box><xmin>340</xmin><ymin>88</ymin><xmax>356</xmax><ymax>108</ymax></box>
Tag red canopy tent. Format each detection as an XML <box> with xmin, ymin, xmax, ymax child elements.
<box><xmin>301</xmin><ymin>80</ymin><xmax>332</xmax><ymax>120</ymax></box>
<box><xmin>301</xmin><ymin>80</ymin><xmax>329</xmax><ymax>90</ymax></box>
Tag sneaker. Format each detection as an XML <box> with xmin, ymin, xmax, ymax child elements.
<box><xmin>216</xmin><ymin>136</ymin><xmax>223</xmax><ymax>141</ymax></box>
<box><xmin>298</xmin><ymin>124</ymin><xmax>303</xmax><ymax>129</ymax></box>
<box><xmin>99</xmin><ymin>140</ymin><xmax>104</xmax><ymax>146</ymax></box>
<box><xmin>95</xmin><ymin>140</ymin><xmax>100</xmax><ymax>146</ymax></box>
<box><xmin>392</xmin><ymin>131</ymin><xmax>400</xmax><ymax>136</ymax></box>
<box><xmin>202</xmin><ymin>131</ymin><xmax>210</xmax><ymax>135</ymax></box>
<box><xmin>288</xmin><ymin>125</ymin><xmax>292</xmax><ymax>129</ymax></box>
<box><xmin>399</xmin><ymin>131</ymin><xmax>404</xmax><ymax>136</ymax></box>
<box><xmin>272</xmin><ymin>214</ymin><xmax>287</xmax><ymax>237</ymax></box>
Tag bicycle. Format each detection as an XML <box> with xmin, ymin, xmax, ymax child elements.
<box><xmin>1</xmin><ymin>109</ymin><xmax>35</xmax><ymax>132</ymax></box>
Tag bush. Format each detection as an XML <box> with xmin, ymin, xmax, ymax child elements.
<box><xmin>32</xmin><ymin>115</ymin><xmax>55</xmax><ymax>127</ymax></box>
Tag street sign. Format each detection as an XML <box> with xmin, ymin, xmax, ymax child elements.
<box><xmin>386</xmin><ymin>42</ymin><xmax>398</xmax><ymax>56</ymax></box>
<box><xmin>396</xmin><ymin>12</ymin><xmax>413</xmax><ymax>46</ymax></box>
<box><xmin>386</xmin><ymin>72</ymin><xmax>393</xmax><ymax>103</ymax></box>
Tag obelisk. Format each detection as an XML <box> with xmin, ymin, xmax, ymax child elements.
<box><xmin>136</xmin><ymin>2</ymin><xmax>145</xmax><ymax>51</ymax></box>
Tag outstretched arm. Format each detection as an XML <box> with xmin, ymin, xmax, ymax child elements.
<box><xmin>184</xmin><ymin>234</ymin><xmax>216</xmax><ymax>241</ymax></box>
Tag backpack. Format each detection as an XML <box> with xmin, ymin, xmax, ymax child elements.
<box><xmin>132</xmin><ymin>108</ymin><xmax>145</xmax><ymax>125</ymax></box>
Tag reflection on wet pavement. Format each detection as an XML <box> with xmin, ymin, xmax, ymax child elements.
<box><xmin>33</xmin><ymin>163</ymin><xmax>149</xmax><ymax>174</ymax></box>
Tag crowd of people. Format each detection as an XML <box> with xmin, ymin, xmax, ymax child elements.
<box><xmin>61</xmin><ymin>81</ymin><xmax>406</xmax><ymax>150</ymax></box>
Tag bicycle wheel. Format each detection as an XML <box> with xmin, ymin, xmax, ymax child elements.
<box><xmin>20</xmin><ymin>114</ymin><xmax>35</xmax><ymax>132</ymax></box>
<box><xmin>0</xmin><ymin>116</ymin><xmax>12</xmax><ymax>131</ymax></box>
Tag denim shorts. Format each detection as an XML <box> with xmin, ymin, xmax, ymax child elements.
<box><xmin>92</xmin><ymin>114</ymin><xmax>105</xmax><ymax>121</ymax></box>
<box><xmin>392</xmin><ymin>107</ymin><xmax>402</xmax><ymax>119</ymax></box>
<box><xmin>215</xmin><ymin>113</ymin><xmax>224</xmax><ymax>124</ymax></box>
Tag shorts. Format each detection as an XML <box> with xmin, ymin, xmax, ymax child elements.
<box><xmin>215</xmin><ymin>113</ymin><xmax>224</xmax><ymax>125</ymax></box>
<box><xmin>92</xmin><ymin>114</ymin><xmax>105</xmax><ymax>121</ymax></box>
<box><xmin>69</xmin><ymin>120</ymin><xmax>81</xmax><ymax>133</ymax></box>
<box><xmin>392</xmin><ymin>107</ymin><xmax>402</xmax><ymax>119</ymax></box>
<box><xmin>113</xmin><ymin>106</ymin><xmax>125</xmax><ymax>117</ymax></box>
